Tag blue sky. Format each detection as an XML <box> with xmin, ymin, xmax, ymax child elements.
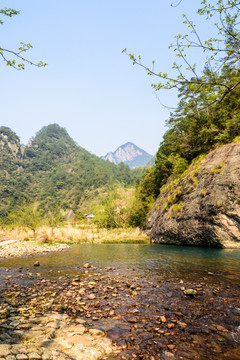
<box><xmin>1</xmin><ymin>1</ymin><xmax>209</xmax><ymax>156</ymax></box>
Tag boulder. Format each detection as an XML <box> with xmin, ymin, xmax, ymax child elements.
<box><xmin>146</xmin><ymin>143</ymin><xmax>240</xmax><ymax>248</ymax></box>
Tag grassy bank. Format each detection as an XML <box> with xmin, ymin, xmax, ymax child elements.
<box><xmin>0</xmin><ymin>224</ymin><xmax>150</xmax><ymax>245</ymax></box>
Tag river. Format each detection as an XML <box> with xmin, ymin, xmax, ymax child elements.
<box><xmin>0</xmin><ymin>244</ymin><xmax>240</xmax><ymax>284</ymax></box>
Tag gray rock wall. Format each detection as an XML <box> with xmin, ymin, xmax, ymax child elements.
<box><xmin>146</xmin><ymin>143</ymin><xmax>240</xmax><ymax>248</ymax></box>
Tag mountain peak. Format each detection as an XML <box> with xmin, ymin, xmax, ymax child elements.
<box><xmin>102</xmin><ymin>142</ymin><xmax>153</xmax><ymax>169</ymax></box>
<box><xmin>24</xmin><ymin>124</ymin><xmax>78</xmax><ymax>171</ymax></box>
<box><xmin>34</xmin><ymin>124</ymin><xmax>74</xmax><ymax>142</ymax></box>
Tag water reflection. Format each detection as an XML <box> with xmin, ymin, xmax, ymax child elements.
<box><xmin>0</xmin><ymin>244</ymin><xmax>240</xmax><ymax>283</ymax></box>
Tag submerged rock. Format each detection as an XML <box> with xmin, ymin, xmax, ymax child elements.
<box><xmin>83</xmin><ymin>263</ymin><xmax>91</xmax><ymax>268</ymax></box>
<box><xmin>184</xmin><ymin>289</ymin><xmax>197</xmax><ymax>296</ymax></box>
<box><xmin>146</xmin><ymin>142</ymin><xmax>240</xmax><ymax>248</ymax></box>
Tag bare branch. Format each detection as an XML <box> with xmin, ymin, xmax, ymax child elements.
<box><xmin>171</xmin><ymin>0</ymin><xmax>183</xmax><ymax>7</ymax></box>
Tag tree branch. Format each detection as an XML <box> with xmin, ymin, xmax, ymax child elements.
<box><xmin>0</xmin><ymin>46</ymin><xmax>47</xmax><ymax>69</ymax></box>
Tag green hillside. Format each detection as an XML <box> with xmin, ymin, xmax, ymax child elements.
<box><xmin>0</xmin><ymin>124</ymin><xmax>143</xmax><ymax>222</ymax></box>
<box><xmin>131</xmin><ymin>66</ymin><xmax>240</xmax><ymax>226</ymax></box>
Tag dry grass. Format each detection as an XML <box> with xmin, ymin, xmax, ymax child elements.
<box><xmin>0</xmin><ymin>224</ymin><xmax>150</xmax><ymax>244</ymax></box>
<box><xmin>0</xmin><ymin>227</ymin><xmax>33</xmax><ymax>242</ymax></box>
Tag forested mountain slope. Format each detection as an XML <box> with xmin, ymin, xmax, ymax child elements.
<box><xmin>0</xmin><ymin>124</ymin><xmax>143</xmax><ymax>220</ymax></box>
<box><xmin>132</xmin><ymin>66</ymin><xmax>240</xmax><ymax>247</ymax></box>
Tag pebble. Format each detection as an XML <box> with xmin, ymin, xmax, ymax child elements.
<box><xmin>160</xmin><ymin>316</ymin><xmax>166</xmax><ymax>323</ymax></box>
<box><xmin>184</xmin><ymin>289</ymin><xmax>197</xmax><ymax>296</ymax></box>
<box><xmin>83</xmin><ymin>263</ymin><xmax>91</xmax><ymax>268</ymax></box>
<box><xmin>28</xmin><ymin>354</ymin><xmax>41</xmax><ymax>360</ymax></box>
<box><xmin>16</xmin><ymin>355</ymin><xmax>28</xmax><ymax>360</ymax></box>
<box><xmin>88</xmin><ymin>294</ymin><xmax>96</xmax><ymax>300</ymax></box>
<box><xmin>161</xmin><ymin>351</ymin><xmax>175</xmax><ymax>360</ymax></box>
<box><xmin>167</xmin><ymin>344</ymin><xmax>175</xmax><ymax>350</ymax></box>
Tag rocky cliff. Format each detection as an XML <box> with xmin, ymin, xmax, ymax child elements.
<box><xmin>146</xmin><ymin>142</ymin><xmax>240</xmax><ymax>248</ymax></box>
<box><xmin>0</xmin><ymin>127</ymin><xmax>24</xmax><ymax>161</ymax></box>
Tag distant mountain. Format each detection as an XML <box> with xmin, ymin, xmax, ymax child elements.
<box><xmin>102</xmin><ymin>142</ymin><xmax>153</xmax><ymax>169</ymax></box>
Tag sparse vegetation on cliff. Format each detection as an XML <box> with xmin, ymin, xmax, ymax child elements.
<box><xmin>210</xmin><ymin>162</ymin><xmax>227</xmax><ymax>174</ymax></box>
<box><xmin>146</xmin><ymin>142</ymin><xmax>240</xmax><ymax>248</ymax></box>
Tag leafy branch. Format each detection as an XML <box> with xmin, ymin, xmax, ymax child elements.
<box><xmin>122</xmin><ymin>48</ymin><xmax>231</xmax><ymax>104</ymax></box>
<box><xmin>0</xmin><ymin>7</ymin><xmax>47</xmax><ymax>70</ymax></box>
<box><xmin>123</xmin><ymin>0</ymin><xmax>240</xmax><ymax>105</ymax></box>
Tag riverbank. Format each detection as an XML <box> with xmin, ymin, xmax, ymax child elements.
<box><xmin>0</xmin><ymin>224</ymin><xmax>150</xmax><ymax>247</ymax></box>
<box><xmin>0</xmin><ymin>226</ymin><xmax>149</xmax><ymax>260</ymax></box>
<box><xmin>0</xmin><ymin>240</ymin><xmax>70</xmax><ymax>259</ymax></box>
<box><xmin>0</xmin><ymin>264</ymin><xmax>239</xmax><ymax>359</ymax></box>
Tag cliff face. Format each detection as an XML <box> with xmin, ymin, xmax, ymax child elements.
<box><xmin>0</xmin><ymin>127</ymin><xmax>24</xmax><ymax>161</ymax></box>
<box><xmin>146</xmin><ymin>142</ymin><xmax>240</xmax><ymax>248</ymax></box>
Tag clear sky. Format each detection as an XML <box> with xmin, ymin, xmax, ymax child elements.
<box><xmin>1</xmin><ymin>1</ymin><xmax>209</xmax><ymax>157</ymax></box>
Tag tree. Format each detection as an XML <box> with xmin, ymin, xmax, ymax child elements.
<box><xmin>8</xmin><ymin>202</ymin><xmax>43</xmax><ymax>237</ymax></box>
<box><xmin>44</xmin><ymin>207</ymin><xmax>64</xmax><ymax>238</ymax></box>
<box><xmin>129</xmin><ymin>168</ymin><xmax>156</xmax><ymax>227</ymax></box>
<box><xmin>123</xmin><ymin>0</ymin><xmax>240</xmax><ymax>105</ymax></box>
<box><xmin>93</xmin><ymin>185</ymin><xmax>134</xmax><ymax>229</ymax></box>
<box><xmin>0</xmin><ymin>7</ymin><xmax>47</xmax><ymax>69</ymax></box>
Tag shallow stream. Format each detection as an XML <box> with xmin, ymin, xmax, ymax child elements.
<box><xmin>0</xmin><ymin>244</ymin><xmax>240</xmax><ymax>359</ymax></box>
<box><xmin>0</xmin><ymin>243</ymin><xmax>240</xmax><ymax>284</ymax></box>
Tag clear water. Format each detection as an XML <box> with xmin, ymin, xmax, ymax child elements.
<box><xmin>0</xmin><ymin>244</ymin><xmax>240</xmax><ymax>284</ymax></box>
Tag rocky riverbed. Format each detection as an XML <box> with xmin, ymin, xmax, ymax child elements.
<box><xmin>0</xmin><ymin>263</ymin><xmax>239</xmax><ymax>360</ymax></box>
